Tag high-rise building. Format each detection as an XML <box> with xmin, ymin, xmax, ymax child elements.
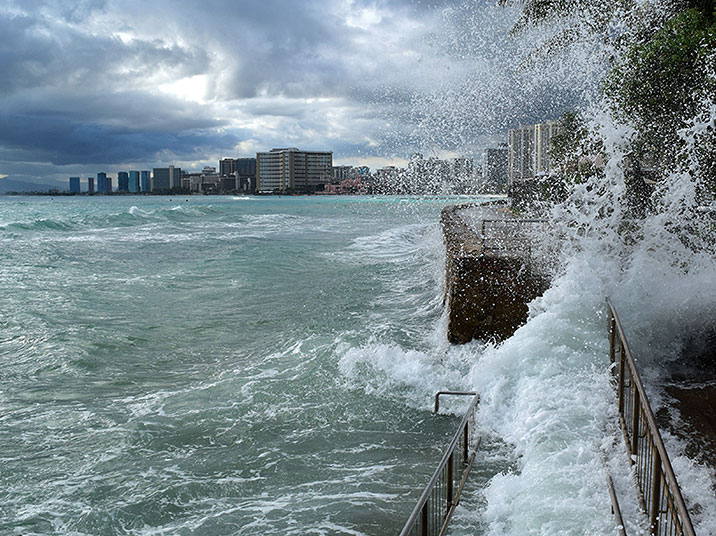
<box><xmin>129</xmin><ymin>171</ymin><xmax>140</xmax><ymax>193</ymax></box>
<box><xmin>69</xmin><ymin>177</ymin><xmax>80</xmax><ymax>193</ymax></box>
<box><xmin>483</xmin><ymin>144</ymin><xmax>509</xmax><ymax>189</ymax></box>
<box><xmin>117</xmin><ymin>171</ymin><xmax>129</xmax><ymax>192</ymax></box>
<box><xmin>220</xmin><ymin>158</ymin><xmax>256</xmax><ymax>191</ymax></box>
<box><xmin>170</xmin><ymin>166</ymin><xmax>183</xmax><ymax>189</ymax></box>
<box><xmin>97</xmin><ymin>172</ymin><xmax>107</xmax><ymax>194</ymax></box>
<box><xmin>534</xmin><ymin>120</ymin><xmax>561</xmax><ymax>175</ymax></box>
<box><xmin>105</xmin><ymin>176</ymin><xmax>113</xmax><ymax>193</ymax></box>
<box><xmin>140</xmin><ymin>171</ymin><xmax>151</xmax><ymax>192</ymax></box>
<box><xmin>508</xmin><ymin>120</ymin><xmax>561</xmax><ymax>185</ymax></box>
<box><xmin>333</xmin><ymin>166</ymin><xmax>355</xmax><ymax>181</ymax></box>
<box><xmin>508</xmin><ymin>125</ymin><xmax>535</xmax><ymax>184</ymax></box>
<box><xmin>152</xmin><ymin>168</ymin><xmax>170</xmax><ymax>190</ymax></box>
<box><xmin>219</xmin><ymin>158</ymin><xmax>237</xmax><ymax>177</ymax></box>
<box><xmin>152</xmin><ymin>166</ymin><xmax>183</xmax><ymax>191</ymax></box>
<box><xmin>256</xmin><ymin>148</ymin><xmax>332</xmax><ymax>193</ymax></box>
<box><xmin>88</xmin><ymin>177</ymin><xmax>95</xmax><ymax>193</ymax></box>
<box><xmin>236</xmin><ymin>158</ymin><xmax>256</xmax><ymax>191</ymax></box>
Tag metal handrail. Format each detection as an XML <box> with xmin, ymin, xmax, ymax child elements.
<box><xmin>607</xmin><ymin>299</ymin><xmax>696</xmax><ymax>536</ymax></box>
<box><xmin>476</xmin><ymin>219</ymin><xmax>547</xmax><ymax>266</ymax></box>
<box><xmin>600</xmin><ymin>448</ymin><xmax>628</xmax><ymax>536</ymax></box>
<box><xmin>399</xmin><ymin>392</ymin><xmax>480</xmax><ymax>536</ymax></box>
<box><xmin>434</xmin><ymin>391</ymin><xmax>477</xmax><ymax>413</ymax></box>
<box><xmin>479</xmin><ymin>218</ymin><xmax>547</xmax><ymax>235</ymax></box>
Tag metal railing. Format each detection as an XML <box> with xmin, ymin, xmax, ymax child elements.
<box><xmin>600</xmin><ymin>448</ymin><xmax>628</xmax><ymax>536</ymax></box>
<box><xmin>607</xmin><ymin>299</ymin><xmax>696</xmax><ymax>536</ymax></box>
<box><xmin>399</xmin><ymin>392</ymin><xmax>480</xmax><ymax>536</ymax></box>
<box><xmin>478</xmin><ymin>218</ymin><xmax>546</xmax><ymax>253</ymax></box>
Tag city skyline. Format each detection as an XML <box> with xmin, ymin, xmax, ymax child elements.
<box><xmin>59</xmin><ymin>150</ymin><xmax>491</xmax><ymax>195</ymax></box>
<box><xmin>0</xmin><ymin>1</ymin><xmax>595</xmax><ymax>191</ymax></box>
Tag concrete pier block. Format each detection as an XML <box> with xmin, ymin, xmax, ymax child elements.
<box><xmin>442</xmin><ymin>204</ymin><xmax>550</xmax><ymax>344</ymax></box>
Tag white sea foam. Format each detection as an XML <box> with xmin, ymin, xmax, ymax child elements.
<box><xmin>128</xmin><ymin>205</ymin><xmax>150</xmax><ymax>217</ymax></box>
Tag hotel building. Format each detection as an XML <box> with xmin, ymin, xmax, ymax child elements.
<box><xmin>256</xmin><ymin>148</ymin><xmax>332</xmax><ymax>193</ymax></box>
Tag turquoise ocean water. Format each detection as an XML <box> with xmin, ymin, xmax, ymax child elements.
<box><xmin>0</xmin><ymin>195</ymin><xmax>489</xmax><ymax>535</ymax></box>
<box><xmin>4</xmin><ymin>194</ymin><xmax>713</xmax><ymax>536</ymax></box>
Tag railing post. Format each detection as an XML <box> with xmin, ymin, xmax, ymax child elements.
<box><xmin>609</xmin><ymin>316</ymin><xmax>616</xmax><ymax>364</ymax></box>
<box><xmin>446</xmin><ymin>453</ymin><xmax>454</xmax><ymax>511</ymax></box>
<box><xmin>650</xmin><ymin>449</ymin><xmax>662</xmax><ymax>535</ymax></box>
<box><xmin>618</xmin><ymin>341</ymin><xmax>625</xmax><ymax>415</ymax></box>
<box><xmin>632</xmin><ymin>387</ymin><xmax>640</xmax><ymax>457</ymax></box>
<box><xmin>421</xmin><ymin>502</ymin><xmax>428</xmax><ymax>536</ymax></box>
<box><xmin>463</xmin><ymin>423</ymin><xmax>469</xmax><ymax>463</ymax></box>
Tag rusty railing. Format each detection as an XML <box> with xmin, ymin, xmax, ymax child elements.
<box><xmin>607</xmin><ymin>299</ymin><xmax>696</xmax><ymax>536</ymax></box>
<box><xmin>399</xmin><ymin>392</ymin><xmax>480</xmax><ymax>536</ymax></box>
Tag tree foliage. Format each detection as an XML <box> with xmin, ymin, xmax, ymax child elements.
<box><xmin>605</xmin><ymin>8</ymin><xmax>716</xmax><ymax>193</ymax></box>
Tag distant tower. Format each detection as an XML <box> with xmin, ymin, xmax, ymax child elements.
<box><xmin>105</xmin><ymin>176</ymin><xmax>113</xmax><ymax>193</ymax></box>
<box><xmin>483</xmin><ymin>144</ymin><xmax>509</xmax><ymax>189</ymax></box>
<box><xmin>97</xmin><ymin>172</ymin><xmax>107</xmax><ymax>194</ymax></box>
<box><xmin>169</xmin><ymin>165</ymin><xmax>182</xmax><ymax>189</ymax></box>
<box><xmin>256</xmin><ymin>148</ymin><xmax>331</xmax><ymax>193</ymax></box>
<box><xmin>69</xmin><ymin>177</ymin><xmax>80</xmax><ymax>193</ymax></box>
<box><xmin>117</xmin><ymin>172</ymin><xmax>129</xmax><ymax>192</ymax></box>
<box><xmin>219</xmin><ymin>158</ymin><xmax>238</xmax><ymax>177</ymax></box>
<box><xmin>129</xmin><ymin>171</ymin><xmax>140</xmax><ymax>193</ymax></box>
<box><xmin>88</xmin><ymin>177</ymin><xmax>95</xmax><ymax>194</ymax></box>
<box><xmin>236</xmin><ymin>158</ymin><xmax>256</xmax><ymax>191</ymax></box>
<box><xmin>140</xmin><ymin>171</ymin><xmax>151</xmax><ymax>192</ymax></box>
<box><xmin>152</xmin><ymin>166</ymin><xmax>183</xmax><ymax>191</ymax></box>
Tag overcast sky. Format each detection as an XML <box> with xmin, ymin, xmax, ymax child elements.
<box><xmin>0</xmin><ymin>0</ymin><xmax>602</xmax><ymax>186</ymax></box>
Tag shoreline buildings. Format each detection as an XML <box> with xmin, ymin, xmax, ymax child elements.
<box><xmin>256</xmin><ymin>148</ymin><xmax>333</xmax><ymax>193</ymax></box>
<box><xmin>63</xmin><ymin>145</ymin><xmax>485</xmax><ymax>196</ymax></box>
<box><xmin>219</xmin><ymin>158</ymin><xmax>256</xmax><ymax>191</ymax></box>
<box><xmin>152</xmin><ymin>166</ymin><xmax>183</xmax><ymax>191</ymax></box>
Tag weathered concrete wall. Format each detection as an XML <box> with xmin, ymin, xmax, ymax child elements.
<box><xmin>442</xmin><ymin>204</ymin><xmax>550</xmax><ymax>344</ymax></box>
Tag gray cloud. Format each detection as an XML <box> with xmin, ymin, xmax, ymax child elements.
<box><xmin>0</xmin><ymin>10</ymin><xmax>210</xmax><ymax>97</ymax></box>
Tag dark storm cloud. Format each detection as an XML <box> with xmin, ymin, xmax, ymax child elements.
<box><xmin>3</xmin><ymin>90</ymin><xmax>225</xmax><ymax>133</ymax></box>
<box><xmin>204</xmin><ymin>0</ymin><xmax>355</xmax><ymax>99</ymax></box>
<box><xmin>0</xmin><ymin>113</ymin><xmax>240</xmax><ymax>166</ymax></box>
<box><xmin>0</xmin><ymin>86</ymin><xmax>240</xmax><ymax>165</ymax></box>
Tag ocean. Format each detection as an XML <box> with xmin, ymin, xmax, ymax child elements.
<box><xmin>1</xmin><ymin>194</ymin><xmax>713</xmax><ymax>535</ymax></box>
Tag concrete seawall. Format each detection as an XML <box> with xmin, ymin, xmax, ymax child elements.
<box><xmin>442</xmin><ymin>203</ymin><xmax>550</xmax><ymax>344</ymax></box>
